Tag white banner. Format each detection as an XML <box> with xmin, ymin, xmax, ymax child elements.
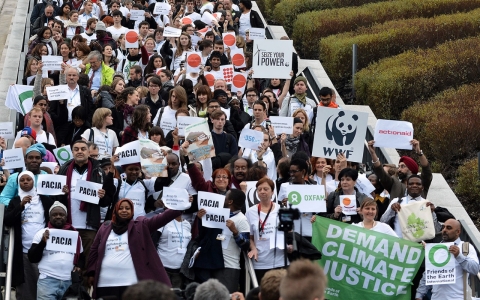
<box><xmin>177</xmin><ymin>116</ymin><xmax>203</xmax><ymax>137</ymax></box>
<box><xmin>163</xmin><ymin>26</ymin><xmax>182</xmax><ymax>37</ymax></box>
<box><xmin>286</xmin><ymin>185</ymin><xmax>326</xmax><ymax>213</ymax></box>
<box><xmin>72</xmin><ymin>180</ymin><xmax>103</xmax><ymax>204</ymax></box>
<box><xmin>252</xmin><ymin>40</ymin><xmax>293</xmax><ymax>79</ymax></box>
<box><xmin>198</xmin><ymin>191</ymin><xmax>225</xmax><ymax>209</ymax></box>
<box><xmin>312</xmin><ymin>107</ymin><xmax>368</xmax><ymax>163</ymax></box>
<box><xmin>340</xmin><ymin>195</ymin><xmax>357</xmax><ymax>215</ymax></box>
<box><xmin>3</xmin><ymin>148</ymin><xmax>25</xmax><ymax>169</ymax></box>
<box><xmin>45</xmin><ymin>228</ymin><xmax>78</xmax><ymax>253</ymax></box>
<box><xmin>202</xmin><ymin>207</ymin><xmax>229</xmax><ymax>230</ymax></box>
<box><xmin>46</xmin><ymin>85</ymin><xmax>70</xmax><ymax>101</ymax></box>
<box><xmin>269</xmin><ymin>116</ymin><xmax>293</xmax><ymax>135</ymax></box>
<box><xmin>41</xmin><ymin>55</ymin><xmax>63</xmax><ymax>71</ymax></box>
<box><xmin>53</xmin><ymin>146</ymin><xmax>73</xmax><ymax>165</ymax></box>
<box><xmin>425</xmin><ymin>243</ymin><xmax>456</xmax><ymax>285</ymax></box>
<box><xmin>247</xmin><ymin>28</ymin><xmax>265</xmax><ymax>40</ymax></box>
<box><xmin>374</xmin><ymin>119</ymin><xmax>413</xmax><ymax>150</ymax></box>
<box><xmin>114</xmin><ymin>140</ymin><xmax>141</xmax><ymax>166</ymax></box>
<box><xmin>37</xmin><ymin>174</ymin><xmax>66</xmax><ymax>195</ymax></box>
<box><xmin>238</xmin><ymin>128</ymin><xmax>263</xmax><ymax>150</ymax></box>
<box><xmin>162</xmin><ymin>187</ymin><xmax>191</xmax><ymax>210</ymax></box>
<box><xmin>153</xmin><ymin>2</ymin><xmax>170</xmax><ymax>14</ymax></box>
<box><xmin>0</xmin><ymin>122</ymin><xmax>15</xmax><ymax>139</ymax></box>
<box><xmin>129</xmin><ymin>10</ymin><xmax>145</xmax><ymax>21</ymax></box>
<box><xmin>222</xmin><ymin>32</ymin><xmax>237</xmax><ymax>50</ymax></box>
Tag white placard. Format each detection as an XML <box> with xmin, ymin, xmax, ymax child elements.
<box><xmin>355</xmin><ymin>174</ymin><xmax>376</xmax><ymax>196</ymax></box>
<box><xmin>247</xmin><ymin>28</ymin><xmax>265</xmax><ymax>40</ymax></box>
<box><xmin>312</xmin><ymin>107</ymin><xmax>368</xmax><ymax>163</ymax></box>
<box><xmin>46</xmin><ymin>85</ymin><xmax>70</xmax><ymax>101</ymax></box>
<box><xmin>269</xmin><ymin>116</ymin><xmax>293</xmax><ymax>135</ymax></box>
<box><xmin>222</xmin><ymin>32</ymin><xmax>237</xmax><ymax>50</ymax></box>
<box><xmin>125</xmin><ymin>30</ymin><xmax>139</xmax><ymax>48</ymax></box>
<box><xmin>72</xmin><ymin>179</ymin><xmax>103</xmax><ymax>205</ymax></box>
<box><xmin>163</xmin><ymin>26</ymin><xmax>182</xmax><ymax>37</ymax></box>
<box><xmin>269</xmin><ymin>231</ymin><xmax>284</xmax><ymax>249</ymax></box>
<box><xmin>129</xmin><ymin>9</ymin><xmax>145</xmax><ymax>21</ymax></box>
<box><xmin>37</xmin><ymin>174</ymin><xmax>66</xmax><ymax>195</ymax></box>
<box><xmin>425</xmin><ymin>243</ymin><xmax>456</xmax><ymax>285</ymax></box>
<box><xmin>114</xmin><ymin>140</ymin><xmax>141</xmax><ymax>166</ymax></box>
<box><xmin>186</xmin><ymin>52</ymin><xmax>202</xmax><ymax>73</ymax></box>
<box><xmin>339</xmin><ymin>195</ymin><xmax>357</xmax><ymax>215</ymax></box>
<box><xmin>177</xmin><ymin>116</ymin><xmax>203</xmax><ymax>136</ymax></box>
<box><xmin>238</xmin><ymin>128</ymin><xmax>263</xmax><ymax>150</ymax></box>
<box><xmin>0</xmin><ymin>122</ymin><xmax>15</xmax><ymax>139</ymax></box>
<box><xmin>53</xmin><ymin>146</ymin><xmax>73</xmax><ymax>165</ymax></box>
<box><xmin>252</xmin><ymin>40</ymin><xmax>293</xmax><ymax>79</ymax></box>
<box><xmin>41</xmin><ymin>55</ymin><xmax>63</xmax><ymax>71</ymax></box>
<box><xmin>40</xmin><ymin>162</ymin><xmax>58</xmax><ymax>174</ymax></box>
<box><xmin>201</xmin><ymin>11</ymin><xmax>216</xmax><ymax>26</ymax></box>
<box><xmin>3</xmin><ymin>148</ymin><xmax>25</xmax><ymax>169</ymax></box>
<box><xmin>201</xmin><ymin>207</ymin><xmax>229</xmax><ymax>230</ymax></box>
<box><xmin>230</xmin><ymin>49</ymin><xmax>245</xmax><ymax>68</ymax></box>
<box><xmin>153</xmin><ymin>2</ymin><xmax>170</xmax><ymax>14</ymax></box>
<box><xmin>374</xmin><ymin>119</ymin><xmax>414</xmax><ymax>150</ymax></box>
<box><xmin>162</xmin><ymin>187</ymin><xmax>191</xmax><ymax>210</ymax></box>
<box><xmin>160</xmin><ymin>116</ymin><xmax>176</xmax><ymax>133</ymax></box>
<box><xmin>45</xmin><ymin>228</ymin><xmax>78</xmax><ymax>253</ymax></box>
<box><xmin>286</xmin><ymin>185</ymin><xmax>326</xmax><ymax>213</ymax></box>
<box><xmin>231</xmin><ymin>72</ymin><xmax>247</xmax><ymax>93</ymax></box>
<box><xmin>198</xmin><ymin>191</ymin><xmax>225</xmax><ymax>209</ymax></box>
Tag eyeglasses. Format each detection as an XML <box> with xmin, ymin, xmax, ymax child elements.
<box><xmin>208</xmin><ymin>105</ymin><xmax>220</xmax><ymax>109</ymax></box>
<box><xmin>216</xmin><ymin>175</ymin><xmax>228</xmax><ymax>179</ymax></box>
<box><xmin>289</xmin><ymin>169</ymin><xmax>301</xmax><ymax>174</ymax></box>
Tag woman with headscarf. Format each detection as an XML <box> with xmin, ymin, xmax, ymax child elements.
<box><xmin>4</xmin><ymin>171</ymin><xmax>54</xmax><ymax>300</ymax></box>
<box><xmin>87</xmin><ymin>198</ymin><xmax>182</xmax><ymax>299</ymax></box>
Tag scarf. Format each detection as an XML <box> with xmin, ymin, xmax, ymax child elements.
<box><xmin>294</xmin><ymin>93</ymin><xmax>307</xmax><ymax>105</ymax></box>
<box><xmin>123</xmin><ymin>104</ymin><xmax>135</xmax><ymax>125</ymax></box>
<box><xmin>47</xmin><ymin>221</ymin><xmax>82</xmax><ymax>265</ymax></box>
<box><xmin>18</xmin><ymin>171</ymin><xmax>40</xmax><ymax>204</ymax></box>
<box><xmin>285</xmin><ymin>135</ymin><xmax>300</xmax><ymax>153</ymax></box>
<box><xmin>41</xmin><ymin>37</ymin><xmax>57</xmax><ymax>55</ymax></box>
<box><xmin>24</xmin><ymin>112</ymin><xmax>56</xmax><ymax>142</ymax></box>
<box><xmin>127</xmin><ymin>52</ymin><xmax>142</xmax><ymax>63</ymax></box>
<box><xmin>63</xmin><ymin>20</ymin><xmax>83</xmax><ymax>28</ymax></box>
<box><xmin>65</xmin><ymin>160</ymin><xmax>93</xmax><ymax>224</ymax></box>
<box><xmin>98</xmin><ymin>34</ymin><xmax>114</xmax><ymax>45</ymax></box>
<box><xmin>230</xmin><ymin>175</ymin><xmax>241</xmax><ymax>189</ymax></box>
<box><xmin>111</xmin><ymin>199</ymin><xmax>134</xmax><ymax>235</ymax></box>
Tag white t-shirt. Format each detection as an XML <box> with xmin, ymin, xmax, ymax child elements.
<box><xmin>157</xmin><ymin>219</ymin><xmax>191</xmax><ymax>269</ymax></box>
<box><xmin>32</xmin><ymin>228</ymin><xmax>83</xmax><ymax>280</ymax></box>
<box><xmin>353</xmin><ymin>221</ymin><xmax>398</xmax><ymax>237</ymax></box>
<box><xmin>98</xmin><ymin>230</ymin><xmax>138</xmax><ymax>287</ymax></box>
<box><xmin>14</xmin><ymin>130</ymin><xmax>56</xmax><ymax>146</ymax></box>
<box><xmin>153</xmin><ymin>106</ymin><xmax>177</xmax><ymax>132</ymax></box>
<box><xmin>107</xmin><ymin>26</ymin><xmax>128</xmax><ymax>41</ymax></box>
<box><xmin>242</xmin><ymin>148</ymin><xmax>277</xmax><ymax>181</ymax></box>
<box><xmin>70</xmin><ymin>169</ymin><xmax>94</xmax><ymax>230</ymax></box>
<box><xmin>21</xmin><ymin>200</ymin><xmax>45</xmax><ymax>253</ymax></box>
<box><xmin>245</xmin><ymin>203</ymin><xmax>287</xmax><ymax>269</ymax></box>
<box><xmin>81</xmin><ymin>128</ymin><xmax>119</xmax><ymax>159</ymax></box>
<box><xmin>239</xmin><ymin>11</ymin><xmax>251</xmax><ymax>38</ymax></box>
<box><xmin>80</xmin><ymin>32</ymin><xmax>97</xmax><ymax>44</ymax></box>
<box><xmin>118</xmin><ymin>178</ymin><xmax>156</xmax><ymax>219</ymax></box>
<box><xmin>223</xmin><ymin>212</ymin><xmax>249</xmax><ymax>269</ymax></box>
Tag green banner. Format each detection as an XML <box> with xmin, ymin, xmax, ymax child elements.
<box><xmin>312</xmin><ymin>218</ymin><xmax>424</xmax><ymax>300</ymax></box>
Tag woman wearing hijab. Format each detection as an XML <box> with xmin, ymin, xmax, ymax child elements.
<box><xmin>4</xmin><ymin>171</ymin><xmax>54</xmax><ymax>300</ymax></box>
<box><xmin>87</xmin><ymin>198</ymin><xmax>182</xmax><ymax>299</ymax></box>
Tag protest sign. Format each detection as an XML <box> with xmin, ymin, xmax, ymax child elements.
<box><xmin>46</xmin><ymin>85</ymin><xmax>69</xmax><ymax>101</ymax></box>
<box><xmin>425</xmin><ymin>243</ymin><xmax>456</xmax><ymax>285</ymax></box>
<box><xmin>46</xmin><ymin>229</ymin><xmax>78</xmax><ymax>253</ymax></box>
<box><xmin>201</xmin><ymin>11</ymin><xmax>216</xmax><ymax>26</ymax></box>
<box><xmin>222</xmin><ymin>32</ymin><xmax>237</xmax><ymax>50</ymax></box>
<box><xmin>129</xmin><ymin>10</ymin><xmax>145</xmax><ymax>21</ymax></box>
<box><xmin>220</xmin><ymin>65</ymin><xmax>234</xmax><ymax>84</ymax></box>
<box><xmin>312</xmin><ymin>107</ymin><xmax>368</xmax><ymax>163</ymax></box>
<box><xmin>125</xmin><ymin>30</ymin><xmax>139</xmax><ymax>48</ymax></box>
<box><xmin>163</xmin><ymin>26</ymin><xmax>182</xmax><ymax>37</ymax></box>
<box><xmin>339</xmin><ymin>195</ymin><xmax>357</xmax><ymax>215</ymax></box>
<box><xmin>153</xmin><ymin>2</ymin><xmax>170</xmax><ymax>14</ymax></box>
<box><xmin>374</xmin><ymin>119</ymin><xmax>414</xmax><ymax>150</ymax></box>
<box><xmin>269</xmin><ymin>116</ymin><xmax>293</xmax><ymax>135</ymax></box>
<box><xmin>72</xmin><ymin>180</ymin><xmax>102</xmax><ymax>204</ymax></box>
<box><xmin>159</xmin><ymin>116</ymin><xmax>176</xmax><ymax>134</ymax></box>
<box><xmin>287</xmin><ymin>185</ymin><xmax>326</xmax><ymax>213</ymax></box>
<box><xmin>162</xmin><ymin>187</ymin><xmax>191</xmax><ymax>210</ymax></box>
<box><xmin>41</xmin><ymin>55</ymin><xmax>63</xmax><ymax>71</ymax></box>
<box><xmin>0</xmin><ymin>122</ymin><xmax>14</xmax><ymax>139</ymax></box>
<box><xmin>186</xmin><ymin>52</ymin><xmax>202</xmax><ymax>73</ymax></box>
<box><xmin>114</xmin><ymin>140</ymin><xmax>141</xmax><ymax>166</ymax></box>
<box><xmin>3</xmin><ymin>148</ymin><xmax>25</xmax><ymax>169</ymax></box>
<box><xmin>181</xmin><ymin>16</ymin><xmax>193</xmax><ymax>25</ymax></box>
<box><xmin>40</xmin><ymin>162</ymin><xmax>58</xmax><ymax>173</ymax></box>
<box><xmin>231</xmin><ymin>72</ymin><xmax>247</xmax><ymax>93</ymax></box>
<box><xmin>238</xmin><ymin>128</ymin><xmax>263</xmax><ymax>150</ymax></box>
<box><xmin>37</xmin><ymin>174</ymin><xmax>66</xmax><ymax>196</ymax></box>
<box><xmin>177</xmin><ymin>116</ymin><xmax>203</xmax><ymax>136</ymax></box>
<box><xmin>203</xmin><ymin>72</ymin><xmax>215</xmax><ymax>89</ymax></box>
<box><xmin>355</xmin><ymin>174</ymin><xmax>376</xmax><ymax>196</ymax></box>
<box><xmin>252</xmin><ymin>40</ymin><xmax>292</xmax><ymax>79</ymax></box>
<box><xmin>138</xmin><ymin>139</ymin><xmax>167</xmax><ymax>177</ymax></box>
<box><xmin>198</xmin><ymin>191</ymin><xmax>225</xmax><ymax>210</ymax></box>
<box><xmin>312</xmin><ymin>218</ymin><xmax>424</xmax><ymax>300</ymax></box>
<box><xmin>201</xmin><ymin>207</ymin><xmax>229</xmax><ymax>230</ymax></box>
<box><xmin>245</xmin><ymin>181</ymin><xmax>278</xmax><ymax>207</ymax></box>
<box><xmin>54</xmin><ymin>146</ymin><xmax>73</xmax><ymax>165</ymax></box>
<box><xmin>230</xmin><ymin>49</ymin><xmax>245</xmax><ymax>68</ymax></box>
<box><xmin>185</xmin><ymin>119</ymin><xmax>215</xmax><ymax>163</ymax></box>
<box><xmin>247</xmin><ymin>28</ymin><xmax>265</xmax><ymax>40</ymax></box>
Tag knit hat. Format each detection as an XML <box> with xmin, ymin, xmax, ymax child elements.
<box><xmin>213</xmin><ymin>89</ymin><xmax>228</xmax><ymax>99</ymax></box>
<box><xmin>21</xmin><ymin>127</ymin><xmax>36</xmax><ymax>140</ymax></box>
<box><xmin>96</xmin><ymin>21</ymin><xmax>107</xmax><ymax>32</ymax></box>
<box><xmin>399</xmin><ymin>156</ymin><xmax>418</xmax><ymax>174</ymax></box>
<box><xmin>294</xmin><ymin>76</ymin><xmax>307</xmax><ymax>85</ymax></box>
<box><xmin>26</xmin><ymin>143</ymin><xmax>47</xmax><ymax>157</ymax></box>
<box><xmin>49</xmin><ymin>201</ymin><xmax>68</xmax><ymax>214</ymax></box>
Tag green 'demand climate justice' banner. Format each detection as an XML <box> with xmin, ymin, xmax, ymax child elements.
<box><xmin>312</xmin><ymin>218</ymin><xmax>424</xmax><ymax>300</ymax></box>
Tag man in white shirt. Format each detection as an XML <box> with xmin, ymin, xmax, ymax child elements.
<box><xmin>415</xmin><ymin>219</ymin><xmax>480</xmax><ymax>300</ymax></box>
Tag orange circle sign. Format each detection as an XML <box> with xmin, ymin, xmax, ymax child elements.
<box><xmin>342</xmin><ymin>197</ymin><xmax>351</xmax><ymax>206</ymax></box>
<box><xmin>224</xmin><ymin>34</ymin><xmax>236</xmax><ymax>47</ymax></box>
<box><xmin>232</xmin><ymin>53</ymin><xmax>245</xmax><ymax>67</ymax></box>
<box><xmin>205</xmin><ymin>74</ymin><xmax>215</xmax><ymax>86</ymax></box>
<box><xmin>182</xmin><ymin>17</ymin><xmax>192</xmax><ymax>25</ymax></box>
<box><xmin>188</xmin><ymin>53</ymin><xmax>202</xmax><ymax>68</ymax></box>
<box><xmin>232</xmin><ymin>74</ymin><xmax>246</xmax><ymax>88</ymax></box>
<box><xmin>125</xmin><ymin>31</ymin><xmax>138</xmax><ymax>43</ymax></box>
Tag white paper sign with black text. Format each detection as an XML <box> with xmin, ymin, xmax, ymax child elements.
<box><xmin>37</xmin><ymin>174</ymin><xmax>66</xmax><ymax>195</ymax></box>
<box><xmin>72</xmin><ymin>180</ymin><xmax>103</xmax><ymax>204</ymax></box>
<box><xmin>162</xmin><ymin>187</ymin><xmax>191</xmax><ymax>210</ymax></box>
<box><xmin>312</xmin><ymin>107</ymin><xmax>368</xmax><ymax>163</ymax></box>
<box><xmin>153</xmin><ymin>2</ymin><xmax>170</xmax><ymax>14</ymax></box>
<box><xmin>198</xmin><ymin>191</ymin><xmax>225</xmax><ymax>210</ymax></box>
<box><xmin>247</xmin><ymin>28</ymin><xmax>265</xmax><ymax>40</ymax></box>
<box><xmin>54</xmin><ymin>146</ymin><xmax>73</xmax><ymax>165</ymax></box>
<box><xmin>269</xmin><ymin>116</ymin><xmax>293</xmax><ymax>135</ymax></box>
<box><xmin>252</xmin><ymin>40</ymin><xmax>293</xmax><ymax>79</ymax></box>
<box><xmin>177</xmin><ymin>116</ymin><xmax>203</xmax><ymax>136</ymax></box>
<box><xmin>201</xmin><ymin>207</ymin><xmax>229</xmax><ymax>230</ymax></box>
<box><xmin>163</xmin><ymin>26</ymin><xmax>182</xmax><ymax>37</ymax></box>
<box><xmin>0</xmin><ymin>122</ymin><xmax>15</xmax><ymax>139</ymax></box>
<box><xmin>129</xmin><ymin>10</ymin><xmax>145</xmax><ymax>21</ymax></box>
<box><xmin>374</xmin><ymin>119</ymin><xmax>414</xmax><ymax>150</ymax></box>
<box><xmin>3</xmin><ymin>148</ymin><xmax>25</xmax><ymax>169</ymax></box>
<box><xmin>46</xmin><ymin>228</ymin><xmax>78</xmax><ymax>253</ymax></box>
<box><xmin>425</xmin><ymin>242</ymin><xmax>456</xmax><ymax>285</ymax></box>
<box><xmin>41</xmin><ymin>55</ymin><xmax>63</xmax><ymax>71</ymax></box>
<box><xmin>46</xmin><ymin>85</ymin><xmax>70</xmax><ymax>101</ymax></box>
<box><xmin>340</xmin><ymin>195</ymin><xmax>357</xmax><ymax>215</ymax></box>
<box><xmin>355</xmin><ymin>174</ymin><xmax>376</xmax><ymax>196</ymax></box>
<box><xmin>114</xmin><ymin>140</ymin><xmax>141</xmax><ymax>166</ymax></box>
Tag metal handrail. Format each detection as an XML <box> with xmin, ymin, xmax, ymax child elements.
<box><xmin>458</xmin><ymin>219</ymin><xmax>480</xmax><ymax>297</ymax></box>
<box><xmin>243</xmin><ymin>251</ymin><xmax>258</xmax><ymax>293</ymax></box>
<box><xmin>4</xmin><ymin>227</ymin><xmax>13</xmax><ymax>300</ymax></box>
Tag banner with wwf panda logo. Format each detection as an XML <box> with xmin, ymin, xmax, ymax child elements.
<box><xmin>312</xmin><ymin>107</ymin><xmax>368</xmax><ymax>163</ymax></box>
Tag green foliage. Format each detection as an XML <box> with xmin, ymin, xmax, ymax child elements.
<box><xmin>320</xmin><ymin>8</ymin><xmax>480</xmax><ymax>82</ymax></box>
<box><xmin>401</xmin><ymin>84</ymin><xmax>480</xmax><ymax>167</ymax></box>
<box><xmin>456</xmin><ymin>158</ymin><xmax>480</xmax><ymax>204</ymax></box>
<box><xmin>263</xmin><ymin>0</ymin><xmax>282</xmax><ymax>19</ymax></box>
<box><xmin>292</xmin><ymin>0</ymin><xmax>480</xmax><ymax>58</ymax></box>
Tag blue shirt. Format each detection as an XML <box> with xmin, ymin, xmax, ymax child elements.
<box><xmin>0</xmin><ymin>170</ymin><xmax>48</xmax><ymax>206</ymax></box>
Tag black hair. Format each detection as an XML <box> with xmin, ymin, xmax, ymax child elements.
<box><xmin>209</xmin><ymin>51</ymin><xmax>222</xmax><ymax>59</ymax></box>
<box><xmin>338</xmin><ymin>168</ymin><xmax>358</xmax><ymax>181</ymax></box>
<box><xmin>240</xmin><ymin>0</ymin><xmax>252</xmax><ymax>9</ymax></box>
<box><xmin>253</xmin><ymin>100</ymin><xmax>266</xmax><ymax>110</ymax></box>
<box><xmin>290</xmin><ymin>158</ymin><xmax>308</xmax><ymax>173</ymax></box>
<box><xmin>226</xmin><ymin>189</ymin><xmax>246</xmax><ymax>211</ymax></box>
<box><xmin>72</xmin><ymin>106</ymin><xmax>87</xmax><ymax>120</ymax></box>
<box><xmin>407</xmin><ymin>174</ymin><xmax>423</xmax><ymax>184</ymax></box>
<box><xmin>228</xmin><ymin>156</ymin><xmax>253</xmax><ymax>174</ymax></box>
<box><xmin>319</xmin><ymin>86</ymin><xmax>333</xmax><ymax>97</ymax></box>
<box><xmin>111</xmin><ymin>9</ymin><xmax>123</xmax><ymax>17</ymax></box>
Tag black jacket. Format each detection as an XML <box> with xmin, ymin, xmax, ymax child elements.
<box><xmin>142</xmin><ymin>92</ymin><xmax>166</xmax><ymax>119</ymax></box>
<box><xmin>30</xmin><ymin>1</ymin><xmax>60</xmax><ymax>25</ymax></box>
<box><xmin>54</xmin><ymin>158</ymin><xmax>115</xmax><ymax>230</ymax></box>
<box><xmin>207</xmin><ymin>116</ymin><xmax>237</xmax><ymax>139</ymax></box>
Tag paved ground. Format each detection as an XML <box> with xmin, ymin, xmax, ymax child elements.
<box><xmin>0</xmin><ymin>0</ymin><xmax>17</xmax><ymax>80</ymax></box>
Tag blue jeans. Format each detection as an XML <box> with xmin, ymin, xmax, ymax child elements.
<box><xmin>37</xmin><ymin>275</ymin><xmax>71</xmax><ymax>300</ymax></box>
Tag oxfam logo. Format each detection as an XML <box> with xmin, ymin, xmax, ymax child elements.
<box><xmin>429</xmin><ymin>244</ymin><xmax>450</xmax><ymax>267</ymax></box>
<box><xmin>288</xmin><ymin>191</ymin><xmax>302</xmax><ymax>205</ymax></box>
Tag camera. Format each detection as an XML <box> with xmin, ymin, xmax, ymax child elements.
<box><xmin>278</xmin><ymin>205</ymin><xmax>300</xmax><ymax>232</ymax></box>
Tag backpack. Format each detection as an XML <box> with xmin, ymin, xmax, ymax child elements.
<box><xmin>155</xmin><ymin>107</ymin><xmax>165</xmax><ymax>127</ymax></box>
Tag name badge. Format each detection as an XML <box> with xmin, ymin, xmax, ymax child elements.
<box><xmin>342</xmin><ymin>216</ymin><xmax>351</xmax><ymax>223</ymax></box>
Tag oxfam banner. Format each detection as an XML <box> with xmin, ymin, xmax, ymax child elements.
<box><xmin>286</xmin><ymin>185</ymin><xmax>326</xmax><ymax>213</ymax></box>
<box><xmin>312</xmin><ymin>218</ymin><xmax>424</xmax><ymax>300</ymax></box>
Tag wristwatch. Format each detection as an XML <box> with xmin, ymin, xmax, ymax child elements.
<box><xmin>417</xmin><ymin>150</ymin><xmax>423</xmax><ymax>156</ymax></box>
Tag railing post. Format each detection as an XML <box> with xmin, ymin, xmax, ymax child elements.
<box><xmin>352</xmin><ymin>44</ymin><xmax>358</xmax><ymax>99</ymax></box>
<box><xmin>4</xmin><ymin>228</ymin><xmax>13</xmax><ymax>300</ymax></box>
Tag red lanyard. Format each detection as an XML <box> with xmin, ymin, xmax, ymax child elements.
<box><xmin>258</xmin><ymin>202</ymin><xmax>273</xmax><ymax>236</ymax></box>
